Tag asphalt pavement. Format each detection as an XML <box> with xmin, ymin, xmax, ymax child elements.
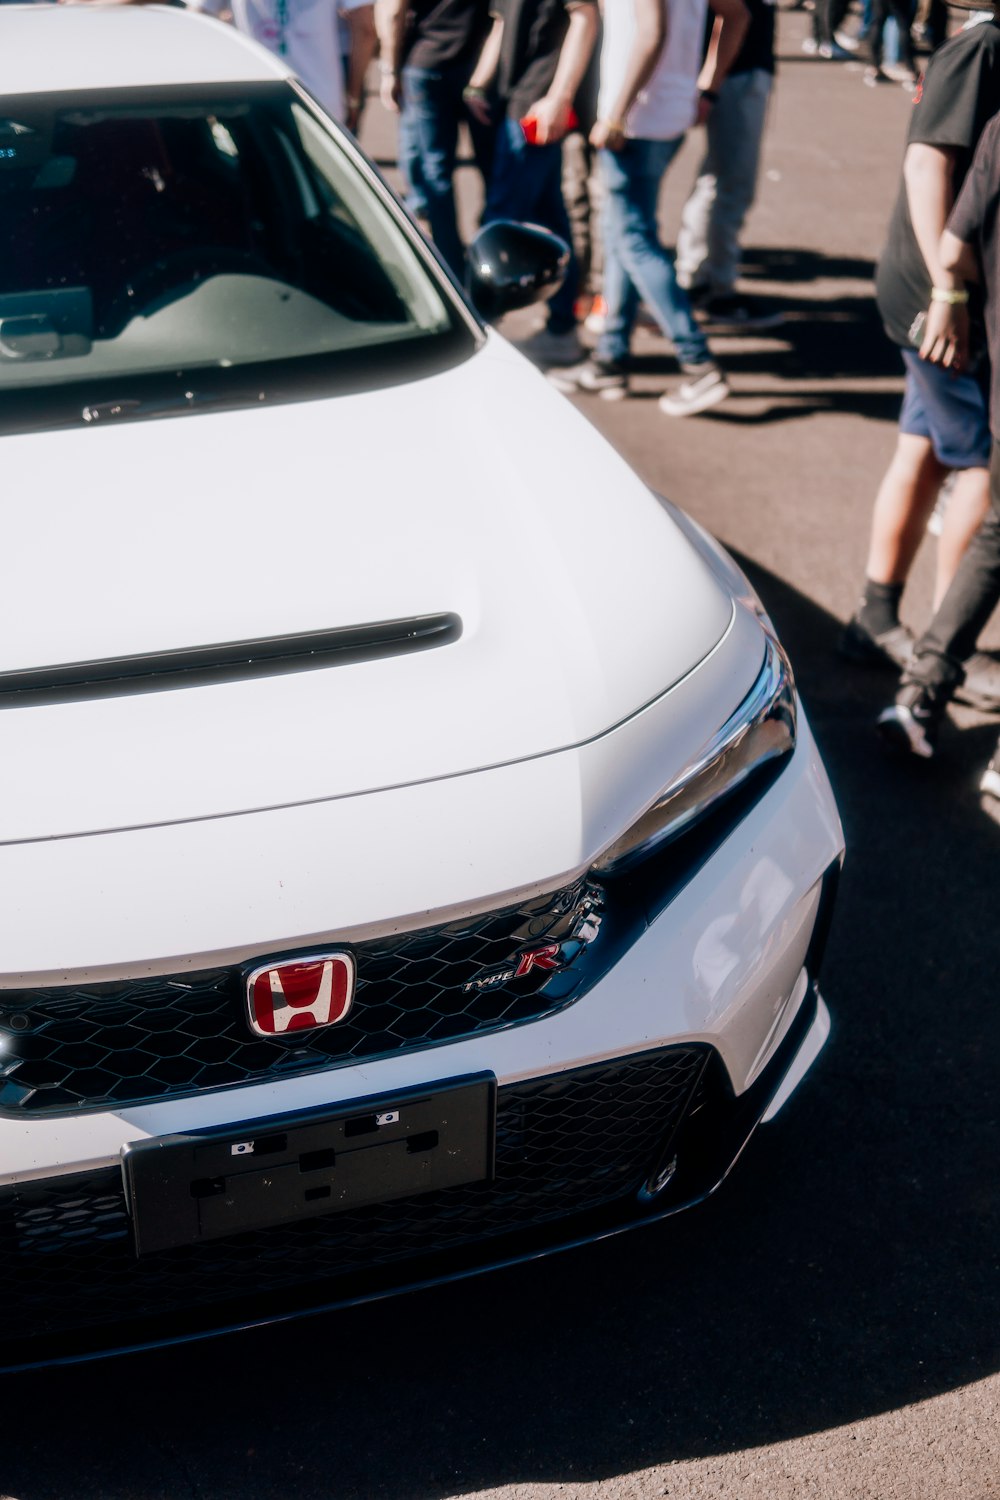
<box><xmin>3</xmin><ymin>13</ymin><xmax>999</xmax><ymax>1500</ymax></box>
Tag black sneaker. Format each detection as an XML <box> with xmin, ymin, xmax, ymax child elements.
<box><xmin>693</xmin><ymin>293</ymin><xmax>785</xmax><ymax>333</ymax></box>
<box><xmin>548</xmin><ymin>357</ymin><xmax>629</xmax><ymax>401</ymax></box>
<box><xmin>839</xmin><ymin>615</ymin><xmax>915</xmax><ymax>671</ymax></box>
<box><xmin>658</xmin><ymin>362</ymin><xmax>729</xmax><ymax>417</ymax></box>
<box><xmin>980</xmin><ymin>737</ymin><xmax>1000</xmax><ymax>800</ymax></box>
<box><xmin>876</xmin><ymin>682</ymin><xmax>947</xmax><ymax>759</ymax></box>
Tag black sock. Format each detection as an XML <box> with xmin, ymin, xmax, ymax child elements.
<box><xmin>857</xmin><ymin>579</ymin><xmax>903</xmax><ymax>637</ymax></box>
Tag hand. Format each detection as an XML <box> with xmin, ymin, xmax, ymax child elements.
<box><xmin>380</xmin><ymin>70</ymin><xmax>402</xmax><ymax>113</ymax></box>
<box><xmin>589</xmin><ymin>119</ymin><xmax>625</xmax><ymax>152</ymax></box>
<box><xmin>526</xmin><ymin>94</ymin><xmax>570</xmax><ymax>145</ymax></box>
<box><xmin>919</xmin><ymin>299</ymin><xmax>969</xmax><ymax>370</ymax></box>
<box><xmin>695</xmin><ymin>92</ymin><xmax>715</xmax><ymax>126</ymax></box>
<box><xmin>463</xmin><ymin>89</ymin><xmax>492</xmax><ymax>127</ymax></box>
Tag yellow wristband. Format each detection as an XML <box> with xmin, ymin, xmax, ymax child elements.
<box><xmin>930</xmin><ymin>287</ymin><xmax>969</xmax><ymax>305</ymax></box>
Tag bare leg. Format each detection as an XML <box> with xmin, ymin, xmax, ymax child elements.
<box><xmin>865</xmin><ymin>433</ymin><xmax>949</xmax><ymax>584</ymax></box>
<box><xmin>933</xmin><ymin>465</ymin><xmax>990</xmax><ymax>608</ymax></box>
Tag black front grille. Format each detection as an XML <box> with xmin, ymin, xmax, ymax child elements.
<box><xmin>1</xmin><ymin>1047</ymin><xmax>705</xmax><ymax>1344</ymax></box>
<box><xmin>0</xmin><ymin>880</ymin><xmax>605</xmax><ymax>1115</ymax></box>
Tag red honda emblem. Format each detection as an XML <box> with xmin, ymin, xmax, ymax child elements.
<box><xmin>245</xmin><ymin>954</ymin><xmax>356</xmax><ymax>1037</ymax></box>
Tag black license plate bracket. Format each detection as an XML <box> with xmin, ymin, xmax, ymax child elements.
<box><xmin>121</xmin><ymin>1073</ymin><xmax>495</xmax><ymax>1256</ymax></box>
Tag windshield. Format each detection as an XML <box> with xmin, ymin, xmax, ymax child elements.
<box><xmin>0</xmin><ymin>84</ymin><xmax>475</xmax><ymax>427</ymax></box>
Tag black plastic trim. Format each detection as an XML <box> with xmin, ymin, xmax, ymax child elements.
<box><xmin>0</xmin><ymin>614</ymin><xmax>461</xmax><ymax>706</ymax></box>
<box><xmin>0</xmin><ymin>983</ymin><xmax>822</xmax><ymax>1373</ymax></box>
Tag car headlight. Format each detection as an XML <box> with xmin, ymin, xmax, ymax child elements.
<box><xmin>594</xmin><ymin>627</ymin><xmax>796</xmax><ymax>876</ymax></box>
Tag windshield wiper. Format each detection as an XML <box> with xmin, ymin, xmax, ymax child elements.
<box><xmin>81</xmin><ymin>389</ymin><xmax>265</xmax><ymax>423</ymax></box>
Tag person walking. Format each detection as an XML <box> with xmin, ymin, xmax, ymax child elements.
<box><xmin>675</xmin><ymin>0</ymin><xmax>782</xmax><ymax>330</ymax></box>
<box><xmin>840</xmin><ymin>0</ymin><xmax>1000</xmax><ymax>679</ymax></box>
<box><xmin>468</xmin><ymin>0</ymin><xmax>599</xmax><ymax>365</ymax></box>
<box><xmin>552</xmin><ymin>0</ymin><xmax>749</xmax><ymax>416</ymax></box>
<box><xmin>376</xmin><ymin>0</ymin><xmax>494</xmax><ymax>278</ymax></box>
<box><xmin>878</xmin><ymin>107</ymin><xmax>1000</xmax><ymax>792</ymax></box>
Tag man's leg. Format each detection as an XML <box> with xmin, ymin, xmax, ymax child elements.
<box><xmin>597</xmin><ymin>146</ymin><xmax>641</xmax><ymax>365</ymax></box>
<box><xmin>676</xmin><ymin>70</ymin><xmax>772</xmax><ymax>300</ymax></box>
<box><xmin>864</xmin><ymin>432</ymin><xmax>948</xmax><ymax>586</ymax></box>
<box><xmin>909</xmin><ymin>451</ymin><xmax>1000</xmax><ymax>687</ymax></box>
<box><xmin>596</xmin><ymin>137</ymin><xmax>711</xmax><ymax>368</ymax></box>
<box><xmin>934</xmin><ymin>467</ymin><xmax>990</xmax><ymax>609</ymax></box>
<box><xmin>843</xmin><ymin>349</ymin><xmax>990</xmax><ymax>665</ymax></box>
<box><xmin>878</xmin><ymin>443</ymin><xmax>1000</xmax><ymax>756</ymax></box>
<box><xmin>400</xmin><ymin>66</ymin><xmax>464</xmax><ymax>277</ymax></box>
<box><xmin>486</xmin><ymin>118</ymin><xmax>581</xmax><ymax>359</ymax></box>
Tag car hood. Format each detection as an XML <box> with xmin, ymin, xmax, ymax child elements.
<box><xmin>1</xmin><ymin>334</ymin><xmax>733</xmax><ymax>842</ymax></box>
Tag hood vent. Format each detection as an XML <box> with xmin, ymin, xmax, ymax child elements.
<box><xmin>0</xmin><ymin>613</ymin><xmax>461</xmax><ymax>707</ymax></box>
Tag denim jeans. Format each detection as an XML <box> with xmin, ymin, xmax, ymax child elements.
<box><xmin>483</xmin><ymin>115</ymin><xmax>578</xmax><ymax>334</ymax></box>
<box><xmin>597</xmin><ymin>137</ymin><xmax>709</xmax><ymax>368</ymax></box>
<box><xmin>676</xmin><ymin>69</ymin><xmax>773</xmax><ymax>298</ymax></box>
<box><xmin>400</xmin><ymin>63</ymin><xmax>494</xmax><ymax>279</ymax></box>
<box><xmin>905</xmin><ymin>437</ymin><xmax>1000</xmax><ymax>694</ymax></box>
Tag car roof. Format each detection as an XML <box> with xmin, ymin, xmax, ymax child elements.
<box><xmin>0</xmin><ymin>4</ymin><xmax>292</xmax><ymax>97</ymax></box>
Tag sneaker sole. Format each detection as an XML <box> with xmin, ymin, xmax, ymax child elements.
<box><xmin>658</xmin><ymin>380</ymin><xmax>730</xmax><ymax>418</ymax></box>
<box><xmin>876</xmin><ymin>706</ymin><xmax>936</xmax><ymax>759</ymax></box>
<box><xmin>546</xmin><ymin>371</ymin><xmax>629</xmax><ymax>399</ymax></box>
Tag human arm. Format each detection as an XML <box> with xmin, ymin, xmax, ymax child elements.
<box><xmin>696</xmin><ymin>0</ymin><xmax>749</xmax><ymax>123</ymax></box>
<box><xmin>464</xmin><ymin>13</ymin><xmax>504</xmax><ymax>126</ymax></box>
<box><xmin>590</xmin><ymin>0</ymin><xmax>665</xmax><ymax>151</ymax></box>
<box><xmin>904</xmin><ymin>142</ymin><xmax>968</xmax><ymax>367</ymax></box>
<box><xmin>374</xmin><ymin>0</ymin><xmax>407</xmax><ymax>110</ymax></box>
<box><xmin>940</xmin><ymin>228</ymin><xmax>980</xmax><ymax>283</ymax></box>
<box><xmin>344</xmin><ymin>2</ymin><xmax>376</xmax><ymax>131</ymax></box>
<box><xmin>526</xmin><ymin>1</ymin><xmax>598</xmax><ymax>145</ymax></box>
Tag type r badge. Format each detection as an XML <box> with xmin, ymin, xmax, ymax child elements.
<box><xmin>245</xmin><ymin>953</ymin><xmax>356</xmax><ymax>1037</ymax></box>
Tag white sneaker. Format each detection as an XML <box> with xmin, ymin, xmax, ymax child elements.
<box><xmin>658</xmin><ymin>363</ymin><xmax>729</xmax><ymax>418</ymax></box>
<box><xmin>514</xmin><ymin>326</ymin><xmax>583</xmax><ymax>368</ymax></box>
<box><xmin>548</xmin><ymin>357</ymin><xmax>629</xmax><ymax>400</ymax></box>
<box><xmin>801</xmin><ymin>36</ymin><xmax>819</xmax><ymax>53</ymax></box>
<box><xmin>818</xmin><ymin>40</ymin><xmax>854</xmax><ymax>59</ymax></box>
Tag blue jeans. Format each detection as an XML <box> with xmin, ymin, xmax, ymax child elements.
<box><xmin>400</xmin><ymin>63</ymin><xmax>494</xmax><ymax>279</ymax></box>
<box><xmin>598</xmin><ymin>137</ymin><xmax>709</xmax><ymax>368</ymax></box>
<box><xmin>484</xmin><ymin>115</ymin><xmax>578</xmax><ymax>334</ymax></box>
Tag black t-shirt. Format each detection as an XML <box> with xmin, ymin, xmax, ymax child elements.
<box><xmin>949</xmin><ymin>109</ymin><xmax>1000</xmax><ymax>433</ymax></box>
<box><xmin>404</xmin><ymin>0</ymin><xmax>491</xmax><ymax>72</ymax></box>
<box><xmin>494</xmin><ymin>0</ymin><xmax>597</xmax><ymax>121</ymax></box>
<box><xmin>728</xmin><ymin>0</ymin><xmax>776</xmax><ymax>77</ymax></box>
<box><xmin>876</xmin><ymin>18</ymin><xmax>1000</xmax><ymax>348</ymax></box>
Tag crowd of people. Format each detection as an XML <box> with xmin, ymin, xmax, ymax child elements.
<box><xmin>39</xmin><ymin>0</ymin><xmax>1000</xmax><ymax>785</ymax></box>
<box><xmin>372</xmin><ymin>0</ymin><xmax>777</xmax><ymax>415</ymax></box>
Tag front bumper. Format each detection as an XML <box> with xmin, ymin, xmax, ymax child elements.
<box><xmin>0</xmin><ymin>978</ymin><xmax>830</xmax><ymax>1371</ymax></box>
<box><xmin>0</xmin><ymin>701</ymin><xmax>842</xmax><ymax>1368</ymax></box>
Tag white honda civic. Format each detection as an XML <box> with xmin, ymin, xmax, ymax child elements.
<box><xmin>0</xmin><ymin>5</ymin><xmax>843</xmax><ymax>1365</ymax></box>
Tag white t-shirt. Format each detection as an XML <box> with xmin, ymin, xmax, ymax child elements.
<box><xmin>183</xmin><ymin>0</ymin><xmax>345</xmax><ymax>122</ymax></box>
<box><xmin>598</xmin><ymin>0</ymin><xmax>709</xmax><ymax>141</ymax></box>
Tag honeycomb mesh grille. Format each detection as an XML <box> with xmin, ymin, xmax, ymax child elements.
<box><xmin>1</xmin><ymin>1047</ymin><xmax>705</xmax><ymax>1341</ymax></box>
<box><xmin>0</xmin><ymin>880</ymin><xmax>604</xmax><ymax>1115</ymax></box>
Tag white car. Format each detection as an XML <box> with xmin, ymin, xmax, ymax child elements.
<box><xmin>0</xmin><ymin>5</ymin><xmax>843</xmax><ymax>1366</ymax></box>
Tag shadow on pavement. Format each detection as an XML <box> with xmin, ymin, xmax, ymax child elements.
<box><xmin>3</xmin><ymin>564</ymin><xmax>998</xmax><ymax>1500</ymax></box>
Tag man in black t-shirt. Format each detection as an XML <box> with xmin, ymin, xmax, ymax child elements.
<box><xmin>878</xmin><ymin>109</ymin><xmax>1000</xmax><ymax>785</ymax></box>
<box><xmin>465</xmin><ymin>0</ymin><xmax>598</xmax><ymax>365</ymax></box>
<box><xmin>377</xmin><ymin>0</ymin><xmax>493</xmax><ymax>277</ymax></box>
<box><xmin>842</xmin><ymin>5</ymin><xmax>1000</xmax><ymax>681</ymax></box>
